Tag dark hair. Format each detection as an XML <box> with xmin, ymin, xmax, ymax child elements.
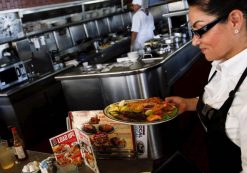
<box><xmin>187</xmin><ymin>0</ymin><xmax>247</xmax><ymax>19</ymax></box>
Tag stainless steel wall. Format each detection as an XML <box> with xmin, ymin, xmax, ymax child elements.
<box><xmin>69</xmin><ymin>24</ymin><xmax>87</xmax><ymax>45</ymax></box>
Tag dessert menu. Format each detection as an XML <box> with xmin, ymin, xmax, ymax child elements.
<box><xmin>68</xmin><ymin>110</ymin><xmax>136</xmax><ymax>159</ymax></box>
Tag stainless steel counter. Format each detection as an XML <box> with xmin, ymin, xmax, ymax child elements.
<box><xmin>0</xmin><ymin>66</ymin><xmax>74</xmax><ymax>151</ymax></box>
<box><xmin>0</xmin><ymin>66</ymin><xmax>73</xmax><ymax>96</ymax></box>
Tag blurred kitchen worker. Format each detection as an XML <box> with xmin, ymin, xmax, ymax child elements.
<box><xmin>130</xmin><ymin>0</ymin><xmax>155</xmax><ymax>52</ymax></box>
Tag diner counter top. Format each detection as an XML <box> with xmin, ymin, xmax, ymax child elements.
<box><xmin>0</xmin><ymin>150</ymin><xmax>153</xmax><ymax>173</ymax></box>
<box><xmin>55</xmin><ymin>41</ymin><xmax>192</xmax><ymax>80</ymax></box>
<box><xmin>0</xmin><ymin>150</ymin><xmax>50</xmax><ymax>173</ymax></box>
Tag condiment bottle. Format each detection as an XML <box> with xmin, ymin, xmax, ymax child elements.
<box><xmin>11</xmin><ymin>127</ymin><xmax>28</xmax><ymax>161</ymax></box>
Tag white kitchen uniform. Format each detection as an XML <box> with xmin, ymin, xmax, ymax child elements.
<box><xmin>131</xmin><ymin>9</ymin><xmax>155</xmax><ymax>51</ymax></box>
<box><xmin>203</xmin><ymin>48</ymin><xmax>247</xmax><ymax>173</ymax></box>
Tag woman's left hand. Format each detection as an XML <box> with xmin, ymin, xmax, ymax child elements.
<box><xmin>165</xmin><ymin>96</ymin><xmax>198</xmax><ymax>114</ymax></box>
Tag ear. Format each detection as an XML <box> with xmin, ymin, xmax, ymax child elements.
<box><xmin>228</xmin><ymin>9</ymin><xmax>244</xmax><ymax>29</ymax></box>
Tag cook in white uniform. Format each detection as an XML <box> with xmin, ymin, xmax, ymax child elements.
<box><xmin>130</xmin><ymin>0</ymin><xmax>155</xmax><ymax>51</ymax></box>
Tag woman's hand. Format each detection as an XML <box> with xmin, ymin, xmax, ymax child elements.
<box><xmin>165</xmin><ymin>96</ymin><xmax>198</xmax><ymax>115</ymax></box>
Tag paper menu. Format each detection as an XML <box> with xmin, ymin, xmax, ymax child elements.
<box><xmin>49</xmin><ymin>129</ymin><xmax>99</xmax><ymax>173</ymax></box>
<box><xmin>76</xmin><ymin>129</ymin><xmax>99</xmax><ymax>172</ymax></box>
<box><xmin>49</xmin><ymin>130</ymin><xmax>81</xmax><ymax>166</ymax></box>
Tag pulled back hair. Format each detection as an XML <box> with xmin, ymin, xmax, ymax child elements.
<box><xmin>187</xmin><ymin>0</ymin><xmax>247</xmax><ymax>20</ymax></box>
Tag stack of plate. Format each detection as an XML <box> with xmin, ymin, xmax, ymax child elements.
<box><xmin>70</xmin><ymin>14</ymin><xmax>83</xmax><ymax>22</ymax></box>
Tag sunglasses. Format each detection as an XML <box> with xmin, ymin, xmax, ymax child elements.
<box><xmin>191</xmin><ymin>15</ymin><xmax>227</xmax><ymax>38</ymax></box>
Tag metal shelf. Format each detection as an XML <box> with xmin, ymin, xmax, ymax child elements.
<box><xmin>162</xmin><ymin>9</ymin><xmax>188</xmax><ymax>17</ymax></box>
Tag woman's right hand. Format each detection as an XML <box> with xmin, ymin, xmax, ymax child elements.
<box><xmin>165</xmin><ymin>96</ymin><xmax>198</xmax><ymax>115</ymax></box>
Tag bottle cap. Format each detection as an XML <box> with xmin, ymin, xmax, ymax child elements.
<box><xmin>11</xmin><ymin>127</ymin><xmax>17</xmax><ymax>132</ymax></box>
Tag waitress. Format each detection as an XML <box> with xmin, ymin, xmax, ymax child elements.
<box><xmin>165</xmin><ymin>0</ymin><xmax>247</xmax><ymax>172</ymax></box>
<box><xmin>130</xmin><ymin>0</ymin><xmax>155</xmax><ymax>52</ymax></box>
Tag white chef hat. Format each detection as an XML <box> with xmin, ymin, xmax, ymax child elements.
<box><xmin>132</xmin><ymin>0</ymin><xmax>143</xmax><ymax>6</ymax></box>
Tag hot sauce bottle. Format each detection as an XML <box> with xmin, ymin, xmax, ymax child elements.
<box><xmin>11</xmin><ymin>127</ymin><xmax>28</xmax><ymax>161</ymax></box>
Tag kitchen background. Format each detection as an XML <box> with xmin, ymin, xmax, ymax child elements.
<box><xmin>0</xmin><ymin>2</ymin><xmax>211</xmax><ymax>172</ymax></box>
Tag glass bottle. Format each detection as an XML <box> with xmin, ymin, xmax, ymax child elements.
<box><xmin>11</xmin><ymin>127</ymin><xmax>27</xmax><ymax>161</ymax></box>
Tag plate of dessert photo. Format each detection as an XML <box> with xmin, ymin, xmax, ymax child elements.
<box><xmin>98</xmin><ymin>124</ymin><xmax>114</xmax><ymax>134</ymax></box>
<box><xmin>110</xmin><ymin>137</ymin><xmax>126</xmax><ymax>148</ymax></box>
<box><xmin>103</xmin><ymin>97</ymin><xmax>178</xmax><ymax>125</ymax></box>
<box><xmin>81</xmin><ymin>124</ymin><xmax>97</xmax><ymax>134</ymax></box>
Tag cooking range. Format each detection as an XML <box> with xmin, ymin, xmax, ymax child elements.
<box><xmin>143</xmin><ymin>32</ymin><xmax>189</xmax><ymax>58</ymax></box>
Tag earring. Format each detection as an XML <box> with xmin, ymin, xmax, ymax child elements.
<box><xmin>234</xmin><ymin>29</ymin><xmax>239</xmax><ymax>34</ymax></box>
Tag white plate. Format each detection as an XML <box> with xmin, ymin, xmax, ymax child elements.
<box><xmin>103</xmin><ymin>99</ymin><xmax>178</xmax><ymax>125</ymax></box>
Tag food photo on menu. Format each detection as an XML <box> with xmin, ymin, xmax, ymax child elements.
<box><xmin>49</xmin><ymin>129</ymin><xmax>99</xmax><ymax>173</ymax></box>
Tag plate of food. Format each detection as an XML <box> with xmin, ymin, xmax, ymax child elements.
<box><xmin>103</xmin><ymin>97</ymin><xmax>178</xmax><ymax>125</ymax></box>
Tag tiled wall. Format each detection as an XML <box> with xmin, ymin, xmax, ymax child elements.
<box><xmin>0</xmin><ymin>0</ymin><xmax>73</xmax><ymax>11</ymax></box>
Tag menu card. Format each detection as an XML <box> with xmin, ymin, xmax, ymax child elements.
<box><xmin>49</xmin><ymin>129</ymin><xmax>99</xmax><ymax>173</ymax></box>
<box><xmin>68</xmin><ymin>110</ymin><xmax>136</xmax><ymax>159</ymax></box>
